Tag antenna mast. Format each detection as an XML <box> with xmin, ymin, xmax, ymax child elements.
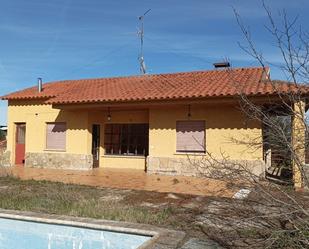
<box><xmin>138</xmin><ymin>9</ymin><xmax>151</xmax><ymax>74</ymax></box>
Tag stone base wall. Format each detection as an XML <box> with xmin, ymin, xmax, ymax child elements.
<box><xmin>25</xmin><ymin>152</ymin><xmax>93</xmax><ymax>170</ymax></box>
<box><xmin>147</xmin><ymin>156</ymin><xmax>266</xmax><ymax>178</ymax></box>
<box><xmin>0</xmin><ymin>151</ymin><xmax>11</xmax><ymax>167</ymax></box>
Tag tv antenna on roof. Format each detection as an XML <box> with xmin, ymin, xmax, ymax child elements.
<box><xmin>138</xmin><ymin>8</ymin><xmax>151</xmax><ymax>75</ymax></box>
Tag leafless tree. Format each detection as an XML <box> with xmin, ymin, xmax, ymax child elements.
<box><xmin>191</xmin><ymin>2</ymin><xmax>309</xmax><ymax>248</ymax></box>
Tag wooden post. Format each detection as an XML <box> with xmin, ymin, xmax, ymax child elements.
<box><xmin>292</xmin><ymin>100</ymin><xmax>306</xmax><ymax>189</ymax></box>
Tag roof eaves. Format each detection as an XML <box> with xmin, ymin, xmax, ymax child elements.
<box><xmin>1</xmin><ymin>94</ymin><xmax>56</xmax><ymax>101</ymax></box>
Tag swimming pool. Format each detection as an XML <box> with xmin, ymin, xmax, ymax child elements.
<box><xmin>0</xmin><ymin>217</ymin><xmax>151</xmax><ymax>249</ymax></box>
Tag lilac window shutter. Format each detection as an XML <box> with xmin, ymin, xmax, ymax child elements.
<box><xmin>46</xmin><ymin>123</ymin><xmax>66</xmax><ymax>150</ymax></box>
<box><xmin>176</xmin><ymin>121</ymin><xmax>205</xmax><ymax>152</ymax></box>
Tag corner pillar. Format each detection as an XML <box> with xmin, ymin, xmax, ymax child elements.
<box><xmin>292</xmin><ymin>99</ymin><xmax>306</xmax><ymax>189</ymax></box>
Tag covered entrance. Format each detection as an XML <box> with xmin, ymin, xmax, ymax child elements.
<box><xmin>263</xmin><ymin>100</ymin><xmax>307</xmax><ymax>188</ymax></box>
<box><xmin>89</xmin><ymin>110</ymin><xmax>149</xmax><ymax>170</ymax></box>
<box><xmin>264</xmin><ymin>113</ymin><xmax>293</xmax><ymax>183</ymax></box>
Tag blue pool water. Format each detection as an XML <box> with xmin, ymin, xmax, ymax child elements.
<box><xmin>0</xmin><ymin>217</ymin><xmax>151</xmax><ymax>249</ymax></box>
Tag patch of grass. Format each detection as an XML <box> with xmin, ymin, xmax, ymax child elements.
<box><xmin>0</xmin><ymin>175</ymin><xmax>209</xmax><ymax>242</ymax></box>
<box><xmin>0</xmin><ymin>176</ymin><xmax>174</xmax><ymax>225</ymax></box>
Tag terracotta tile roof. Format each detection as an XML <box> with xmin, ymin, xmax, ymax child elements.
<box><xmin>2</xmin><ymin>67</ymin><xmax>308</xmax><ymax>104</ymax></box>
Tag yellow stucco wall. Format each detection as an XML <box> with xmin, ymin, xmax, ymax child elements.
<box><xmin>100</xmin><ymin>156</ymin><xmax>146</xmax><ymax>170</ymax></box>
<box><xmin>149</xmin><ymin>105</ymin><xmax>263</xmax><ymax>161</ymax></box>
<box><xmin>7</xmin><ymin>100</ymin><xmax>90</xmax><ymax>164</ymax></box>
<box><xmin>6</xmin><ymin>100</ymin><xmax>263</xmax><ymax>169</ymax></box>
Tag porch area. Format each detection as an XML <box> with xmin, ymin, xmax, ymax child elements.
<box><xmin>6</xmin><ymin>166</ymin><xmax>237</xmax><ymax>197</ymax></box>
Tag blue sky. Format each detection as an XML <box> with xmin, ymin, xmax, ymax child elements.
<box><xmin>0</xmin><ymin>0</ymin><xmax>308</xmax><ymax>125</ymax></box>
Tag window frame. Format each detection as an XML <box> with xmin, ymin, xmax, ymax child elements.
<box><xmin>104</xmin><ymin>123</ymin><xmax>149</xmax><ymax>157</ymax></box>
<box><xmin>45</xmin><ymin>122</ymin><xmax>67</xmax><ymax>151</ymax></box>
<box><xmin>176</xmin><ymin>120</ymin><xmax>206</xmax><ymax>153</ymax></box>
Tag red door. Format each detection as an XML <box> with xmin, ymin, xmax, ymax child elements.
<box><xmin>15</xmin><ymin>123</ymin><xmax>26</xmax><ymax>165</ymax></box>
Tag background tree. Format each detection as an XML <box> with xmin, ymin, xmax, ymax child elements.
<box><xmin>0</xmin><ymin>130</ymin><xmax>5</xmax><ymax>141</ymax></box>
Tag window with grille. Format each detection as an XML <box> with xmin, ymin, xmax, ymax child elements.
<box><xmin>46</xmin><ymin>123</ymin><xmax>66</xmax><ymax>150</ymax></box>
<box><xmin>176</xmin><ymin>121</ymin><xmax>205</xmax><ymax>153</ymax></box>
<box><xmin>104</xmin><ymin>124</ymin><xmax>149</xmax><ymax>156</ymax></box>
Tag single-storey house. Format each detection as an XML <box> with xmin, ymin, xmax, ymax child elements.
<box><xmin>1</xmin><ymin>67</ymin><xmax>308</xmax><ymax>187</ymax></box>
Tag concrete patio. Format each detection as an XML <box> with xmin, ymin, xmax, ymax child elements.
<box><xmin>5</xmin><ymin>166</ymin><xmax>237</xmax><ymax>197</ymax></box>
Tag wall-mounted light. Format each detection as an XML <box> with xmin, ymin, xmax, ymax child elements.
<box><xmin>107</xmin><ymin>107</ymin><xmax>112</xmax><ymax>121</ymax></box>
<box><xmin>187</xmin><ymin>104</ymin><xmax>192</xmax><ymax>119</ymax></box>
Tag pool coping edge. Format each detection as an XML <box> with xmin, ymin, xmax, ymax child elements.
<box><xmin>0</xmin><ymin>209</ymin><xmax>186</xmax><ymax>249</ymax></box>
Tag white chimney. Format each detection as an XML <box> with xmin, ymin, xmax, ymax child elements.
<box><xmin>38</xmin><ymin>78</ymin><xmax>43</xmax><ymax>92</ymax></box>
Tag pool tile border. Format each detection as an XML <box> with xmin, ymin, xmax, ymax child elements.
<box><xmin>0</xmin><ymin>209</ymin><xmax>186</xmax><ymax>249</ymax></box>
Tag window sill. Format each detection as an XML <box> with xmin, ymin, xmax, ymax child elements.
<box><xmin>102</xmin><ymin>155</ymin><xmax>146</xmax><ymax>159</ymax></box>
<box><xmin>174</xmin><ymin>152</ymin><xmax>206</xmax><ymax>156</ymax></box>
<box><xmin>44</xmin><ymin>149</ymin><xmax>66</xmax><ymax>152</ymax></box>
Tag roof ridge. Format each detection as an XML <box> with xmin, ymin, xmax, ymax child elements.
<box><xmin>2</xmin><ymin>67</ymin><xmax>266</xmax><ymax>93</ymax></box>
<box><xmin>41</xmin><ymin>66</ymin><xmax>265</xmax><ymax>85</ymax></box>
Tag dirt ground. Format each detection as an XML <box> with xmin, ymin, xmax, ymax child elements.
<box><xmin>8</xmin><ymin>166</ymin><xmax>239</xmax><ymax>197</ymax></box>
<box><xmin>0</xmin><ymin>176</ymin><xmax>220</xmax><ymax>243</ymax></box>
<box><xmin>1</xmin><ymin>173</ymin><xmax>307</xmax><ymax>248</ymax></box>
